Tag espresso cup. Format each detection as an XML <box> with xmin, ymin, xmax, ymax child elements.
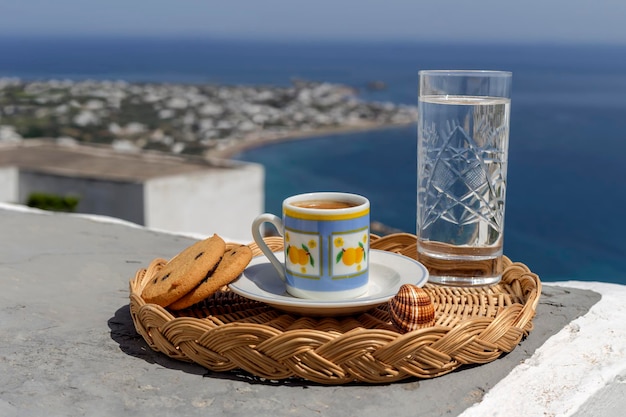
<box><xmin>251</xmin><ymin>192</ymin><xmax>370</xmax><ymax>300</ymax></box>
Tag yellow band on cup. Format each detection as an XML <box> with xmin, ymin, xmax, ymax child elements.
<box><xmin>284</xmin><ymin>207</ymin><xmax>370</xmax><ymax>221</ymax></box>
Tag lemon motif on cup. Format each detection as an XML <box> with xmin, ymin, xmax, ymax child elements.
<box><xmin>286</xmin><ymin>243</ymin><xmax>314</xmax><ymax>270</ymax></box>
<box><xmin>342</xmin><ymin>247</ymin><xmax>356</xmax><ymax>265</ymax></box>
<box><xmin>287</xmin><ymin>245</ymin><xmax>299</xmax><ymax>264</ymax></box>
<box><xmin>355</xmin><ymin>245</ymin><xmax>364</xmax><ymax>264</ymax></box>
<box><xmin>336</xmin><ymin>241</ymin><xmax>366</xmax><ymax>270</ymax></box>
<box><xmin>297</xmin><ymin>248</ymin><xmax>308</xmax><ymax>265</ymax></box>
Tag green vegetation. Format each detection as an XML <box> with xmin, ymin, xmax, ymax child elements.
<box><xmin>26</xmin><ymin>192</ymin><xmax>80</xmax><ymax>212</ymax></box>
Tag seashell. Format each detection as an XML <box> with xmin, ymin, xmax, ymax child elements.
<box><xmin>388</xmin><ymin>284</ymin><xmax>435</xmax><ymax>332</ymax></box>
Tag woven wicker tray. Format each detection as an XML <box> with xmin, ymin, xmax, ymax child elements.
<box><xmin>129</xmin><ymin>233</ymin><xmax>541</xmax><ymax>384</ymax></box>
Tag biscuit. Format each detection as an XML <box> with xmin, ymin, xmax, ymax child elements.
<box><xmin>168</xmin><ymin>244</ymin><xmax>253</xmax><ymax>310</ymax></box>
<box><xmin>141</xmin><ymin>234</ymin><xmax>226</xmax><ymax>307</ymax></box>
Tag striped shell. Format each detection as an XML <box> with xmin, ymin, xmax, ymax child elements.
<box><xmin>388</xmin><ymin>284</ymin><xmax>435</xmax><ymax>332</ymax></box>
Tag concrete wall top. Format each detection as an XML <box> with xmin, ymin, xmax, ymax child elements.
<box><xmin>0</xmin><ymin>140</ymin><xmax>236</xmax><ymax>182</ymax></box>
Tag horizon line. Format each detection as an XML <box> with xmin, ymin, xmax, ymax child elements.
<box><xmin>1</xmin><ymin>33</ymin><xmax>626</xmax><ymax>48</ymax></box>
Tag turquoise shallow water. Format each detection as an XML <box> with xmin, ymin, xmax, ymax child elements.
<box><xmin>2</xmin><ymin>38</ymin><xmax>626</xmax><ymax>283</ymax></box>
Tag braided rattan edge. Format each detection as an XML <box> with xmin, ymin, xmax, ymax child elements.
<box><xmin>129</xmin><ymin>233</ymin><xmax>542</xmax><ymax>384</ymax></box>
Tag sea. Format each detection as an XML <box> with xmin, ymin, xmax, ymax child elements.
<box><xmin>1</xmin><ymin>37</ymin><xmax>625</xmax><ymax>283</ymax></box>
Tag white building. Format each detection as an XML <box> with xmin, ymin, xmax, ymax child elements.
<box><xmin>0</xmin><ymin>140</ymin><xmax>264</xmax><ymax>242</ymax></box>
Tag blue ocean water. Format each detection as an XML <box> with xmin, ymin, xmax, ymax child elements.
<box><xmin>1</xmin><ymin>37</ymin><xmax>625</xmax><ymax>283</ymax></box>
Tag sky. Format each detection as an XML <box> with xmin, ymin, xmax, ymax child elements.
<box><xmin>0</xmin><ymin>0</ymin><xmax>625</xmax><ymax>44</ymax></box>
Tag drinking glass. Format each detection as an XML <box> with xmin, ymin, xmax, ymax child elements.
<box><xmin>417</xmin><ymin>70</ymin><xmax>512</xmax><ymax>286</ymax></box>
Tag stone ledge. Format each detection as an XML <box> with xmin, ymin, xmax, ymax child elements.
<box><xmin>0</xmin><ymin>204</ymin><xmax>610</xmax><ymax>417</ymax></box>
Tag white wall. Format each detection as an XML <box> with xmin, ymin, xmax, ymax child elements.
<box><xmin>144</xmin><ymin>160</ymin><xmax>264</xmax><ymax>242</ymax></box>
<box><xmin>1</xmin><ymin>158</ymin><xmax>264</xmax><ymax>242</ymax></box>
<box><xmin>0</xmin><ymin>167</ymin><xmax>18</xmax><ymax>203</ymax></box>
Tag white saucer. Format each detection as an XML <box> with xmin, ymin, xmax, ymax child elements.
<box><xmin>229</xmin><ymin>249</ymin><xmax>429</xmax><ymax>316</ymax></box>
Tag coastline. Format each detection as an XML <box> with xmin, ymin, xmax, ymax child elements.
<box><xmin>0</xmin><ymin>78</ymin><xmax>418</xmax><ymax>158</ymax></box>
<box><xmin>205</xmin><ymin>120</ymin><xmax>414</xmax><ymax>160</ymax></box>
<box><xmin>206</xmin><ymin>120</ymin><xmax>412</xmax><ymax>236</ymax></box>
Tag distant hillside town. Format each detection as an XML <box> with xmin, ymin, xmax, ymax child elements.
<box><xmin>0</xmin><ymin>77</ymin><xmax>417</xmax><ymax>156</ymax></box>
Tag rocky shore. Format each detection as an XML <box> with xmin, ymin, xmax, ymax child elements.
<box><xmin>0</xmin><ymin>77</ymin><xmax>417</xmax><ymax>157</ymax></box>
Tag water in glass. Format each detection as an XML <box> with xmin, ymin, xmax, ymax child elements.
<box><xmin>417</xmin><ymin>95</ymin><xmax>510</xmax><ymax>286</ymax></box>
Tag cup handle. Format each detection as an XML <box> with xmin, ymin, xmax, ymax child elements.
<box><xmin>251</xmin><ymin>213</ymin><xmax>286</xmax><ymax>282</ymax></box>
